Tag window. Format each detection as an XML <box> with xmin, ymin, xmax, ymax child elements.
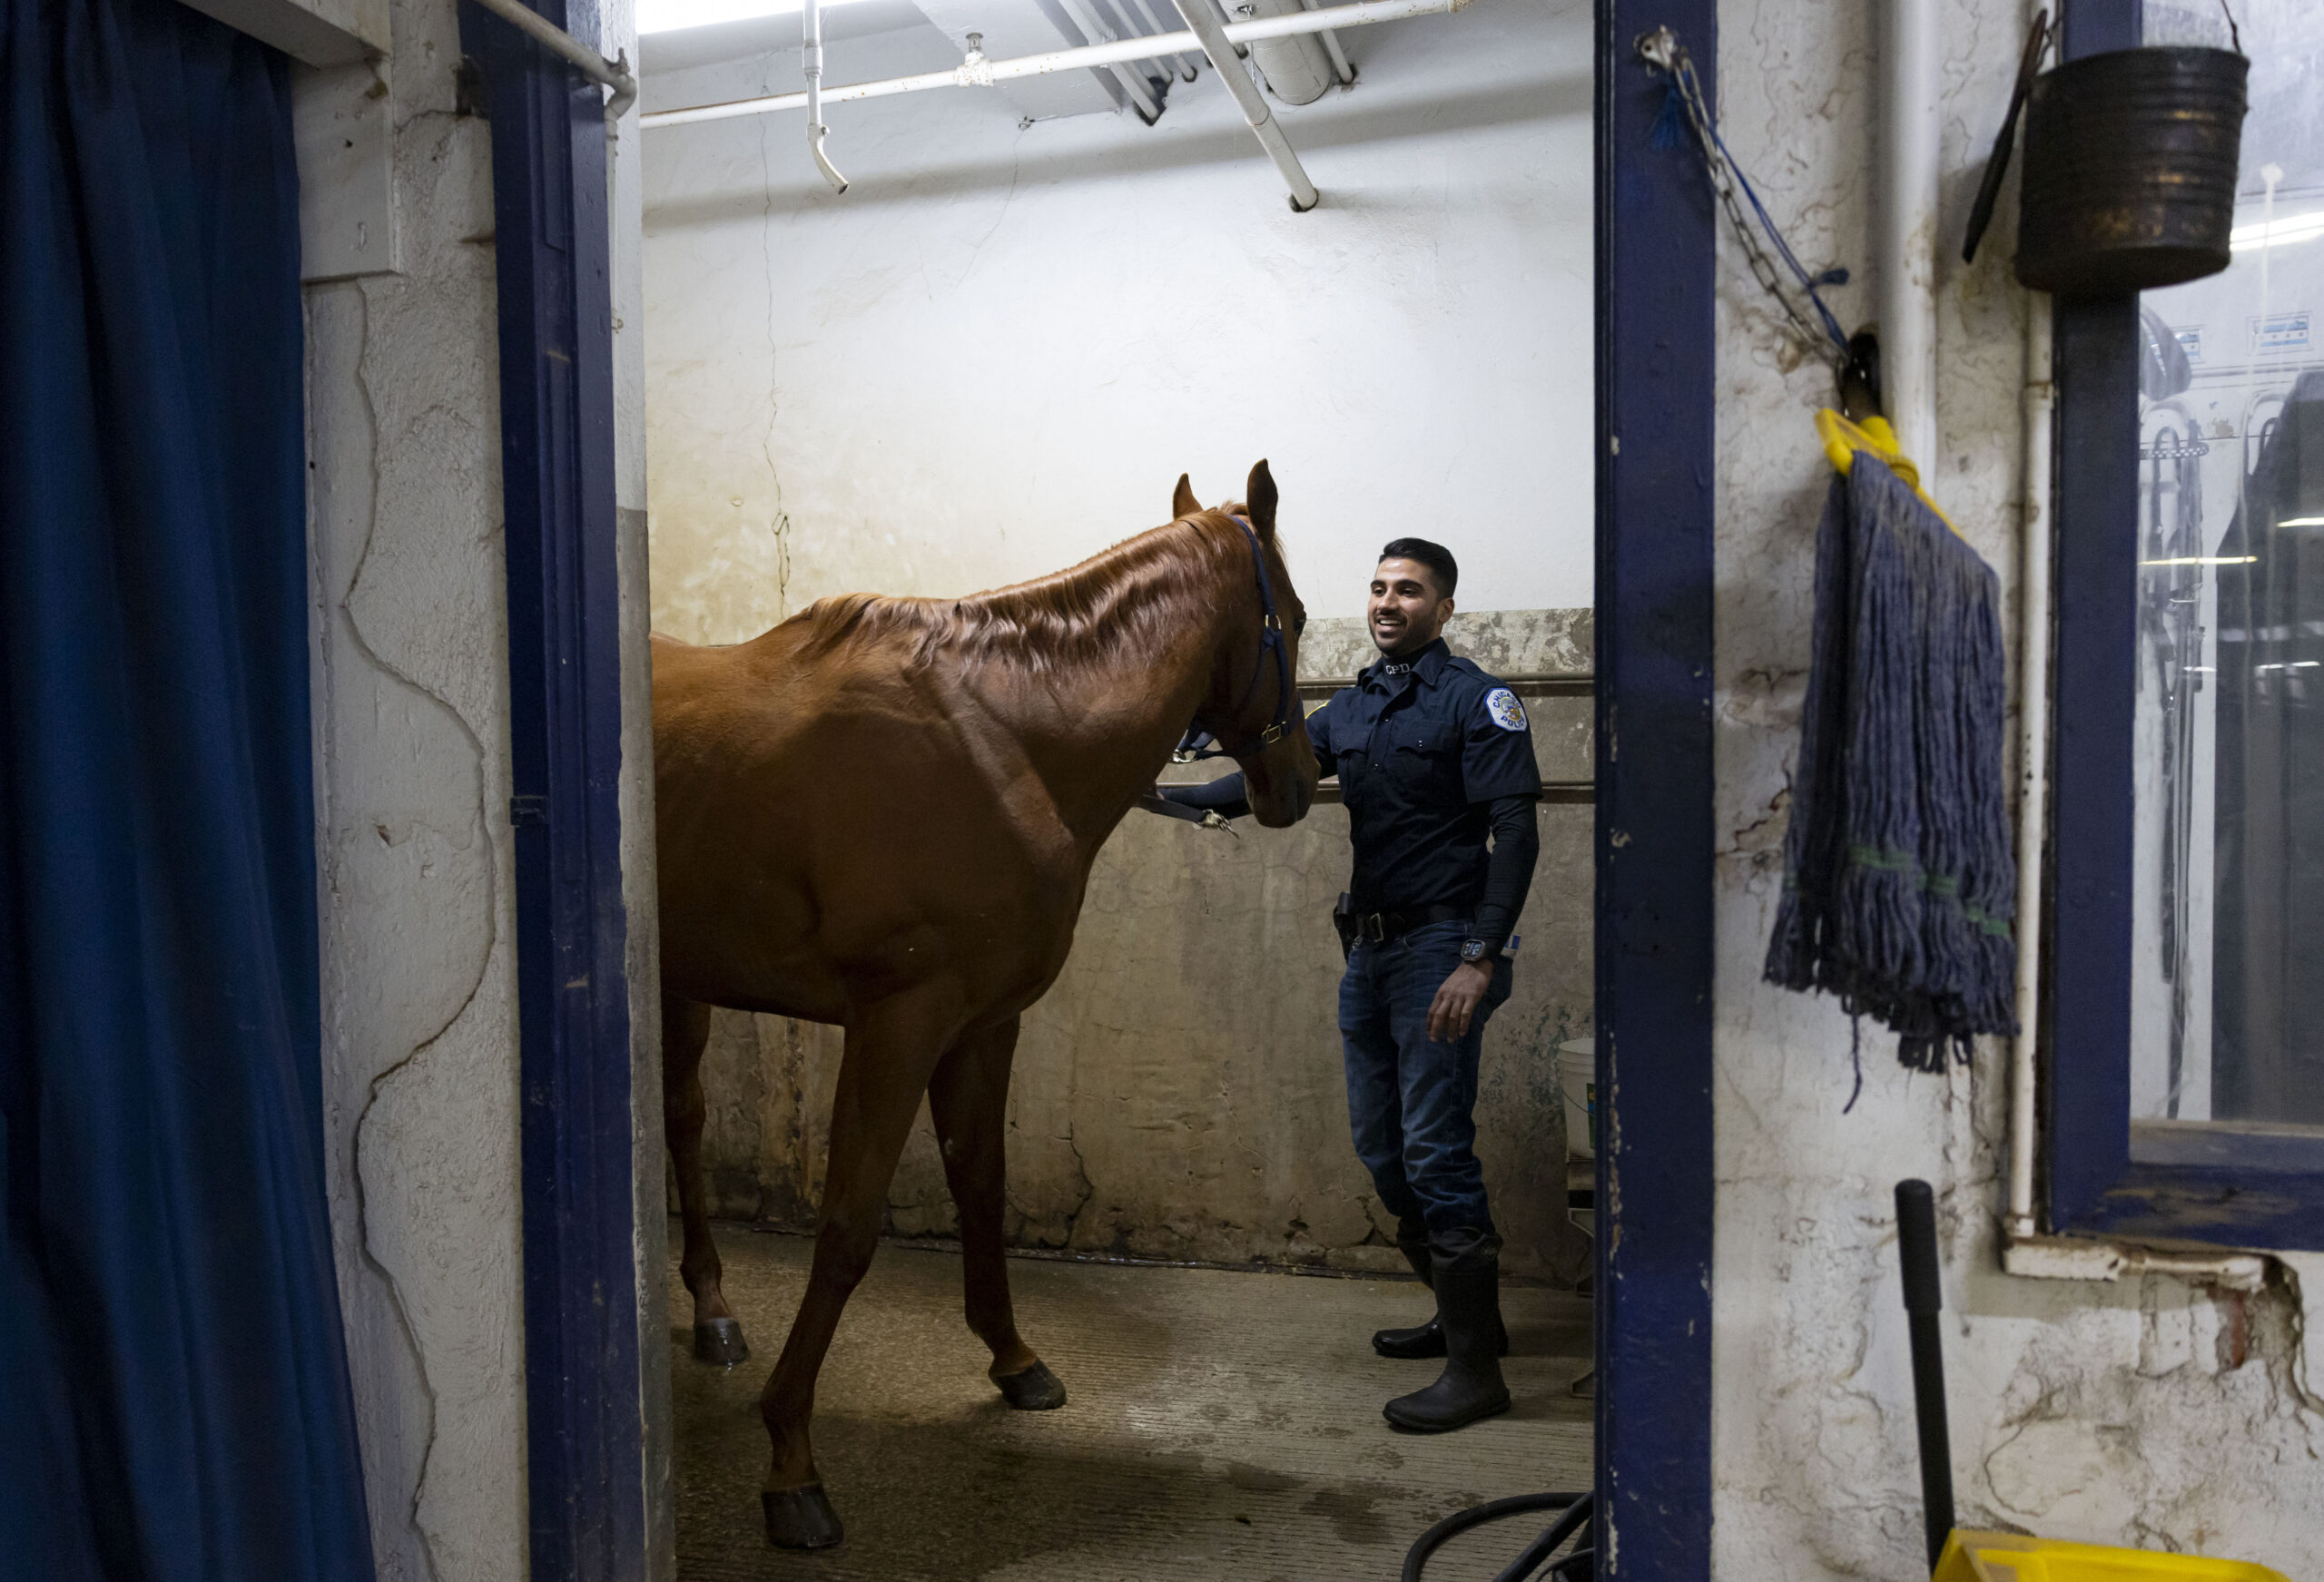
<box><xmin>2050</xmin><ymin>0</ymin><xmax>2324</xmax><ymax>1247</ymax></box>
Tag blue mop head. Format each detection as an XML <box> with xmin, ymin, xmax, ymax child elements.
<box><xmin>1765</xmin><ymin>454</ymin><xmax>2017</xmax><ymax>1083</ymax></box>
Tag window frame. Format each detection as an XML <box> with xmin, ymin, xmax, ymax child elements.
<box><xmin>2044</xmin><ymin>0</ymin><xmax>2324</xmax><ymax>1252</ymax></box>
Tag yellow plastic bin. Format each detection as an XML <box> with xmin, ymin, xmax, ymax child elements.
<box><xmin>1935</xmin><ymin>1530</ymin><xmax>2290</xmax><ymax>1582</ymax></box>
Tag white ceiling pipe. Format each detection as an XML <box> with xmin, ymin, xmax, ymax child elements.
<box><xmin>1125</xmin><ymin>0</ymin><xmax>1200</xmax><ymax>81</ymax></box>
<box><xmin>466</xmin><ymin>0</ymin><xmax>638</xmax><ymax>121</ymax></box>
<box><xmin>1053</xmin><ymin>0</ymin><xmax>1164</xmax><ymax>120</ymax></box>
<box><xmin>803</xmin><ymin>0</ymin><xmax>849</xmax><ymax>191</ymax></box>
<box><xmin>1243</xmin><ymin>0</ymin><xmax>1335</xmax><ymax>106</ymax></box>
<box><xmin>1879</xmin><ymin>0</ymin><xmax>1940</xmax><ymax>468</ymax></box>
<box><xmin>642</xmin><ymin>0</ymin><xmax>1462</xmax><ymax>130</ymax></box>
<box><xmin>1297</xmin><ymin>0</ymin><xmax>1356</xmax><ymax>84</ymax></box>
<box><xmin>1099</xmin><ymin>0</ymin><xmax>1184</xmax><ymax>87</ymax></box>
<box><xmin>1170</xmin><ymin>0</ymin><xmax>1315</xmax><ymax>209</ymax></box>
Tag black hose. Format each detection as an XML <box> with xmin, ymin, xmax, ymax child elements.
<box><xmin>1488</xmin><ymin>1493</ymin><xmax>1594</xmax><ymax>1582</ymax></box>
<box><xmin>1401</xmin><ymin>1490</ymin><xmax>1591</xmax><ymax>1582</ymax></box>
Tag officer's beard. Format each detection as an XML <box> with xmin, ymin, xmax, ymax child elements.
<box><xmin>1371</xmin><ymin>608</ymin><xmax>1446</xmax><ymax>658</ymax></box>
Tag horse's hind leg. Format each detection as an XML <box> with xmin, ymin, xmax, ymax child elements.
<box><xmin>927</xmin><ymin>1016</ymin><xmax>1063</xmax><ymax>1410</ymax></box>
<box><xmin>663</xmin><ymin>993</ymin><xmax>746</xmax><ymax>1364</ymax></box>
<box><xmin>759</xmin><ymin>993</ymin><xmax>954</xmax><ymax>1549</ymax></box>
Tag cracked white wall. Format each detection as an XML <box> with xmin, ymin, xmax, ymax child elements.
<box><xmin>306</xmin><ymin>0</ymin><xmax>524</xmax><ymax>1576</ymax></box>
<box><xmin>637</xmin><ymin>0</ymin><xmax>1595</xmax><ymax>634</ymax></box>
<box><xmin>1710</xmin><ymin>0</ymin><xmax>2324</xmax><ymax>1575</ymax></box>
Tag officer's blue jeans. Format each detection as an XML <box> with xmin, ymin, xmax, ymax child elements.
<box><xmin>1338</xmin><ymin>918</ymin><xmax>1513</xmax><ymax>1240</ymax></box>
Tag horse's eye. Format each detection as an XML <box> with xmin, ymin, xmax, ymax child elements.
<box><xmin>1293</xmin><ymin>612</ymin><xmax>1307</xmax><ymax>636</ymax></box>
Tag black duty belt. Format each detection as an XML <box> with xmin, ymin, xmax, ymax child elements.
<box><xmin>1344</xmin><ymin>902</ymin><xmax>1470</xmax><ymax>945</ymax></box>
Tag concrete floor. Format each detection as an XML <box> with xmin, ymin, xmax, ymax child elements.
<box><xmin>670</xmin><ymin>1223</ymin><xmax>1594</xmax><ymax>1580</ymax></box>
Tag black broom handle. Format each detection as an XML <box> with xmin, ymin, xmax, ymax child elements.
<box><xmin>1896</xmin><ymin>1179</ymin><xmax>1955</xmax><ymax>1572</ymax></box>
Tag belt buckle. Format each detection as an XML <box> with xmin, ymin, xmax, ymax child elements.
<box><xmin>1362</xmin><ymin>912</ymin><xmax>1388</xmax><ymax>944</ymax></box>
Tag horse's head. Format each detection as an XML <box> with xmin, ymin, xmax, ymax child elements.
<box><xmin>1174</xmin><ymin>459</ymin><xmax>1321</xmax><ymax>829</ymax></box>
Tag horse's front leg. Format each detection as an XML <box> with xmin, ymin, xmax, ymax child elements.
<box><xmin>662</xmin><ymin>992</ymin><xmax>746</xmax><ymax>1364</ymax></box>
<box><xmin>927</xmin><ymin>1015</ymin><xmax>1063</xmax><ymax>1408</ymax></box>
<box><xmin>759</xmin><ymin>988</ymin><xmax>958</xmax><ymax>1549</ymax></box>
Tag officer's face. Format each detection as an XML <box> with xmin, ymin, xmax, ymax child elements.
<box><xmin>1367</xmin><ymin>558</ymin><xmax>1454</xmax><ymax>657</ymax></box>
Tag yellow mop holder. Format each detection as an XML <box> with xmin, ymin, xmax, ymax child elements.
<box><xmin>1815</xmin><ymin>408</ymin><xmax>1964</xmax><ymax>538</ymax></box>
<box><xmin>1933</xmin><ymin>1529</ymin><xmax>2291</xmax><ymax>1582</ymax></box>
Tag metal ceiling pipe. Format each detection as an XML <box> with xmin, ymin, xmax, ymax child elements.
<box><xmin>1171</xmin><ymin>0</ymin><xmax>1318</xmax><ymax>209</ymax></box>
<box><xmin>464</xmin><ymin>0</ymin><xmax>636</xmax><ymax>121</ymax></box>
<box><xmin>1242</xmin><ymin>0</ymin><xmax>1334</xmax><ymax>104</ymax></box>
<box><xmin>1125</xmin><ymin>0</ymin><xmax>1201</xmax><ymax>80</ymax></box>
<box><xmin>1096</xmin><ymin>0</ymin><xmax>1185</xmax><ymax>86</ymax></box>
<box><xmin>1297</xmin><ymin>0</ymin><xmax>1356</xmax><ymax>84</ymax></box>
<box><xmin>641</xmin><ymin>0</ymin><xmax>1466</xmax><ymax>133</ymax></box>
<box><xmin>1053</xmin><ymin>0</ymin><xmax>1165</xmax><ymax>121</ymax></box>
<box><xmin>803</xmin><ymin>0</ymin><xmax>848</xmax><ymax>191</ymax></box>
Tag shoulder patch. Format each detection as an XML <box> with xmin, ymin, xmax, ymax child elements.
<box><xmin>1484</xmin><ymin>687</ymin><xmax>1528</xmax><ymax>733</ymax></box>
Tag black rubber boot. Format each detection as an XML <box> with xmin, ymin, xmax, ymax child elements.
<box><xmin>1373</xmin><ymin>1220</ymin><xmax>1511</xmax><ymax>1360</ymax></box>
<box><xmin>1372</xmin><ymin>1222</ymin><xmax>1443</xmax><ymax>1359</ymax></box>
<box><xmin>1384</xmin><ymin>1234</ymin><xmax>1511</xmax><ymax>1432</ymax></box>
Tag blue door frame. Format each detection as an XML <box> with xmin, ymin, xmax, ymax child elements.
<box><xmin>471</xmin><ymin>0</ymin><xmax>1722</xmax><ymax>1572</ymax></box>
<box><xmin>465</xmin><ymin>3</ymin><xmax>648</xmax><ymax>1577</ymax></box>
<box><xmin>1594</xmin><ymin>0</ymin><xmax>1718</xmax><ymax>1574</ymax></box>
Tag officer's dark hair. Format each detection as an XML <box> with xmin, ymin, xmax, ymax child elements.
<box><xmin>1377</xmin><ymin>537</ymin><xmax>1458</xmax><ymax>599</ymax></box>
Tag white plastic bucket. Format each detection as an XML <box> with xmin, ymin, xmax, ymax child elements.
<box><xmin>1557</xmin><ymin>1038</ymin><xmax>1596</xmax><ymax>1160</ymax></box>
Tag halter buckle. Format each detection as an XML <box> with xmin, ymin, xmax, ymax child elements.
<box><xmin>1259</xmin><ymin>722</ymin><xmax>1285</xmax><ymax>747</ymax></box>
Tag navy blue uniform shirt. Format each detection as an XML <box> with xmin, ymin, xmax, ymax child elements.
<box><xmin>1307</xmin><ymin>638</ymin><xmax>1542</xmax><ymax>913</ymax></box>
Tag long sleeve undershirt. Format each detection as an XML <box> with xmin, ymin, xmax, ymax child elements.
<box><xmin>1161</xmin><ymin>775</ymin><xmax>1541</xmax><ymax>952</ymax></box>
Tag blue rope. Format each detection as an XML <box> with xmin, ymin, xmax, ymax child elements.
<box><xmin>1650</xmin><ymin>66</ymin><xmax>1852</xmax><ymax>362</ymax></box>
<box><xmin>1703</xmin><ymin>114</ymin><xmax>1853</xmax><ymax>354</ymax></box>
<box><xmin>1650</xmin><ymin>82</ymin><xmax>1687</xmax><ymax>151</ymax></box>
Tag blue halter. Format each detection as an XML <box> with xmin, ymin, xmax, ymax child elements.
<box><xmin>1173</xmin><ymin>514</ymin><xmax>1300</xmax><ymax>763</ymax></box>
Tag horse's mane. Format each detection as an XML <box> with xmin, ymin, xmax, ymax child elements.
<box><xmin>790</xmin><ymin>510</ymin><xmax>1258</xmax><ymax>676</ymax></box>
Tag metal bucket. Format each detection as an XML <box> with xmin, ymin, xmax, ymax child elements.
<box><xmin>2016</xmin><ymin>46</ymin><xmax>2247</xmax><ymax>297</ymax></box>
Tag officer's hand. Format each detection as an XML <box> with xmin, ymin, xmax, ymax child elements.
<box><xmin>1427</xmin><ymin>961</ymin><xmax>1494</xmax><ymax>1044</ymax></box>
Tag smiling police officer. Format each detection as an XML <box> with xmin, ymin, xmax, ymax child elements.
<box><xmin>1163</xmin><ymin>537</ymin><xmax>1541</xmax><ymax>1433</ymax></box>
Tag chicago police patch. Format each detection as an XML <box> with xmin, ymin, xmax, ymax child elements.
<box><xmin>1484</xmin><ymin>687</ymin><xmax>1528</xmax><ymax>732</ymax></box>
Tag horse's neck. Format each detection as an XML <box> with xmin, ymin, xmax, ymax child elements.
<box><xmin>974</xmin><ymin>573</ymin><xmax>1236</xmax><ymax>852</ymax></box>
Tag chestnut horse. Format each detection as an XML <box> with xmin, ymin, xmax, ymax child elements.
<box><xmin>654</xmin><ymin>461</ymin><xmax>1320</xmax><ymax>1548</ymax></box>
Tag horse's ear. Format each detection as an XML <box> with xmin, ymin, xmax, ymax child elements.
<box><xmin>1245</xmin><ymin>459</ymin><xmax>1278</xmax><ymax>543</ymax></box>
<box><xmin>1172</xmin><ymin>473</ymin><xmax>1200</xmax><ymax>519</ymax></box>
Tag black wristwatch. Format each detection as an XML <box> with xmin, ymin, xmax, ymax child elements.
<box><xmin>1459</xmin><ymin>938</ymin><xmax>1498</xmax><ymax>966</ymax></box>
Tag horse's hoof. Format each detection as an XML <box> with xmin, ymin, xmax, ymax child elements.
<box><xmin>993</xmin><ymin>1359</ymin><xmax>1067</xmax><ymax>1410</ymax></box>
<box><xmin>763</xmin><ymin>1484</ymin><xmax>843</xmax><ymax>1549</ymax></box>
<box><xmin>693</xmin><ymin>1318</ymin><xmax>749</xmax><ymax>1366</ymax></box>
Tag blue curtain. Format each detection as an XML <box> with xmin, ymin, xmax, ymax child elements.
<box><xmin>0</xmin><ymin>0</ymin><xmax>376</xmax><ymax>1578</ymax></box>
